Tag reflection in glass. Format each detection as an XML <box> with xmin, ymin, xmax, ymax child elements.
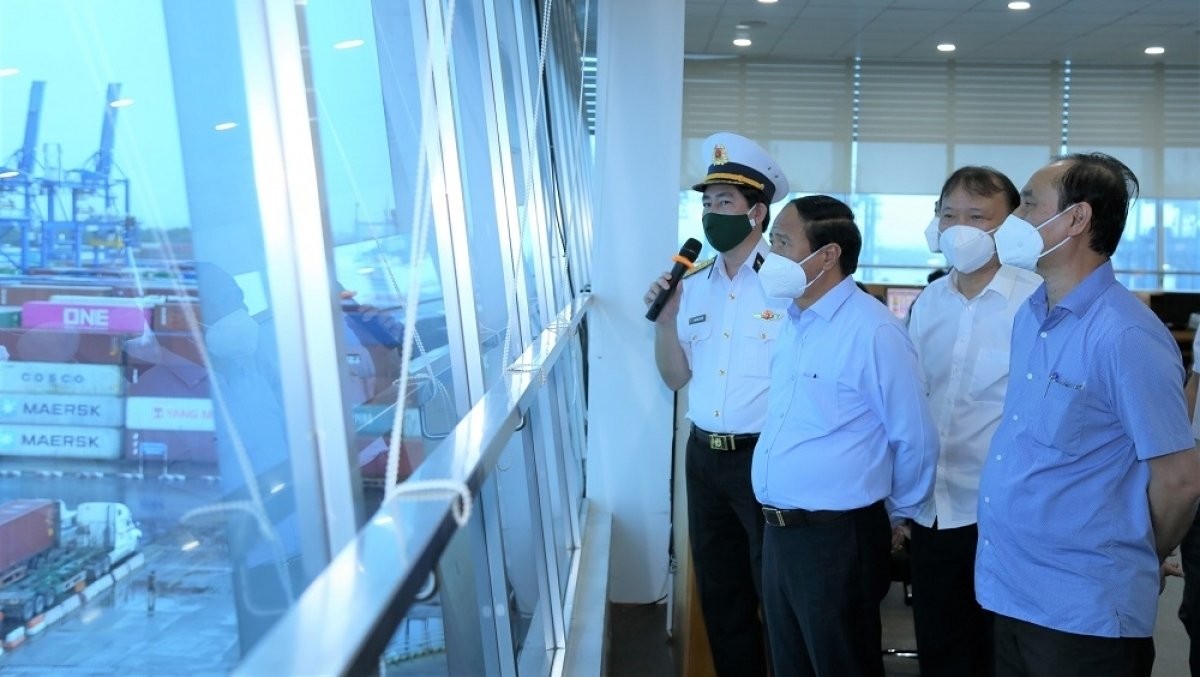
<box><xmin>0</xmin><ymin>0</ymin><xmax>315</xmax><ymax>670</ymax></box>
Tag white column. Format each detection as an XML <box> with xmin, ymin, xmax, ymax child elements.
<box><xmin>587</xmin><ymin>0</ymin><xmax>685</xmax><ymax>603</ymax></box>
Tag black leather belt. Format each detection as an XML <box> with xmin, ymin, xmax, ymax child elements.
<box><xmin>762</xmin><ymin>505</ymin><xmax>852</xmax><ymax>527</ymax></box>
<box><xmin>691</xmin><ymin>425</ymin><xmax>759</xmax><ymax>451</ymax></box>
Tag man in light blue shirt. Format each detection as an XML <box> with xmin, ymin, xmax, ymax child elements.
<box><xmin>752</xmin><ymin>195</ymin><xmax>938</xmax><ymax>677</ymax></box>
<box><xmin>979</xmin><ymin>152</ymin><xmax>1200</xmax><ymax>677</ymax></box>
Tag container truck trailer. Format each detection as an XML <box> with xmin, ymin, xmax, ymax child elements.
<box><xmin>0</xmin><ymin>499</ymin><xmax>141</xmax><ymax>622</ymax></box>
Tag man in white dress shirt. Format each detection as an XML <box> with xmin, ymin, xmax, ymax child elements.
<box><xmin>644</xmin><ymin>132</ymin><xmax>792</xmax><ymax>676</ymax></box>
<box><xmin>906</xmin><ymin>166</ymin><xmax>1041</xmax><ymax>676</ymax></box>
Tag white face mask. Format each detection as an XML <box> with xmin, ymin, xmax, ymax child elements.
<box><xmin>923</xmin><ymin>217</ymin><xmax>942</xmax><ymax>253</ymax></box>
<box><xmin>994</xmin><ymin>205</ymin><xmax>1077</xmax><ymax>271</ymax></box>
<box><xmin>758</xmin><ymin>248</ymin><xmax>826</xmax><ymax>299</ymax></box>
<box><xmin>939</xmin><ymin>225</ymin><xmax>998</xmax><ymax>274</ymax></box>
<box><xmin>205</xmin><ymin>308</ymin><xmax>259</xmax><ymax>359</ymax></box>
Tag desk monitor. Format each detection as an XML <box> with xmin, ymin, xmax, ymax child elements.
<box><xmin>1149</xmin><ymin>292</ymin><xmax>1200</xmax><ymax>329</ymax></box>
<box><xmin>886</xmin><ymin>287</ymin><xmax>922</xmax><ymax>321</ymax></box>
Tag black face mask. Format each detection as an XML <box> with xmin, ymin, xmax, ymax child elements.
<box><xmin>702</xmin><ymin>211</ymin><xmax>754</xmax><ymax>252</ymax></box>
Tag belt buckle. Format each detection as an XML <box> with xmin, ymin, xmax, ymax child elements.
<box><xmin>709</xmin><ymin>433</ymin><xmax>733</xmax><ymax>451</ymax></box>
<box><xmin>765</xmin><ymin>507</ymin><xmax>785</xmax><ymax>526</ymax></box>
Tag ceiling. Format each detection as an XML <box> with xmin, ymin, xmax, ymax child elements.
<box><xmin>685</xmin><ymin>0</ymin><xmax>1200</xmax><ymax>65</ymax></box>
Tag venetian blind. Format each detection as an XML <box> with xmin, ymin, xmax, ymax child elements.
<box><xmin>681</xmin><ymin>58</ymin><xmax>853</xmax><ymax>194</ymax></box>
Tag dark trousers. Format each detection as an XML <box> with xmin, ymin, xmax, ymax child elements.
<box><xmin>1180</xmin><ymin>509</ymin><xmax>1200</xmax><ymax>676</ymax></box>
<box><xmin>686</xmin><ymin>432</ymin><xmax>768</xmax><ymax>677</ymax></box>
<box><xmin>761</xmin><ymin>500</ymin><xmax>890</xmax><ymax>677</ymax></box>
<box><xmin>910</xmin><ymin>521</ymin><xmax>992</xmax><ymax>677</ymax></box>
<box><xmin>993</xmin><ymin>613</ymin><xmax>1154</xmax><ymax>677</ymax></box>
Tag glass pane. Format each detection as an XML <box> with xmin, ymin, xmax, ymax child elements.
<box><xmin>1164</xmin><ymin>199</ymin><xmax>1200</xmax><ymax>290</ymax></box>
<box><xmin>1112</xmin><ymin>200</ymin><xmax>1159</xmax><ymax>290</ymax></box>
<box><xmin>545</xmin><ymin>373</ymin><xmax>576</xmax><ymax>602</ymax></box>
<box><xmin>0</xmin><ymin>1</ymin><xmax>318</xmax><ymax>670</ymax></box>
<box><xmin>445</xmin><ymin>0</ymin><xmax>511</xmax><ymax>388</ymax></box>
<box><xmin>853</xmin><ymin>194</ymin><xmax>942</xmax><ymax>273</ymax></box>
<box><xmin>300</xmin><ymin>0</ymin><xmax>460</xmax><ymax>504</ymax></box>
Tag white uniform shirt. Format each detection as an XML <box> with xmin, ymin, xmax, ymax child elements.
<box><xmin>907</xmin><ymin>264</ymin><xmax>1041</xmax><ymax>529</ymax></box>
<box><xmin>677</xmin><ymin>239</ymin><xmax>791</xmax><ymax>434</ymax></box>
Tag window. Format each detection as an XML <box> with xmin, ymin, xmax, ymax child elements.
<box><xmin>679</xmin><ymin>59</ymin><xmax>1200</xmax><ymax>290</ymax></box>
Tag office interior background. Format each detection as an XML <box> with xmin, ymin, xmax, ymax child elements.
<box><xmin>0</xmin><ymin>0</ymin><xmax>1196</xmax><ymax>674</ymax></box>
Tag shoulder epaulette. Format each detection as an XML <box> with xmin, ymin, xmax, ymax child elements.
<box><xmin>684</xmin><ymin>257</ymin><xmax>715</xmax><ymax>279</ymax></box>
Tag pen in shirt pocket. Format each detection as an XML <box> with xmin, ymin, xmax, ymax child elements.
<box><xmin>1049</xmin><ymin>371</ymin><xmax>1084</xmax><ymax>390</ymax></box>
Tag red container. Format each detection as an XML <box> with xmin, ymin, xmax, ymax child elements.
<box><xmin>0</xmin><ymin>328</ymin><xmax>124</xmax><ymax>365</ymax></box>
<box><xmin>124</xmin><ymin>429</ymin><xmax>218</xmax><ymax>465</ymax></box>
<box><xmin>0</xmin><ymin>499</ymin><xmax>57</xmax><ymax>573</ymax></box>
<box><xmin>0</xmin><ymin>285</ymin><xmax>112</xmax><ymax>306</ymax></box>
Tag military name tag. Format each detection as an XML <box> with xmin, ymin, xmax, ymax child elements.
<box><xmin>688</xmin><ymin>314</ymin><xmax>707</xmax><ymax>325</ymax></box>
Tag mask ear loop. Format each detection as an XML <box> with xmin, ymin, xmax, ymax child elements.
<box><xmin>1037</xmin><ymin>204</ymin><xmax>1079</xmax><ymax>259</ymax></box>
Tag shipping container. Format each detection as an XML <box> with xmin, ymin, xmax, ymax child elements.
<box><xmin>49</xmin><ymin>295</ymin><xmax>164</xmax><ymax>307</ymax></box>
<box><xmin>21</xmin><ymin>300</ymin><xmax>151</xmax><ymax>334</ymax></box>
<box><xmin>124</xmin><ymin>429</ymin><xmax>217</xmax><ymax>465</ymax></box>
<box><xmin>0</xmin><ymin>499</ymin><xmax>57</xmax><ymax>577</ymax></box>
<box><xmin>0</xmin><ymin>284</ymin><xmax>112</xmax><ymax>306</ymax></box>
<box><xmin>123</xmin><ymin>331</ymin><xmax>206</xmax><ymax>370</ymax></box>
<box><xmin>0</xmin><ymin>361</ymin><xmax>124</xmax><ymax>396</ymax></box>
<box><xmin>0</xmin><ymin>328</ymin><xmax>124</xmax><ymax>365</ymax></box>
<box><xmin>125</xmin><ymin>396</ymin><xmax>213</xmax><ymax>431</ymax></box>
<box><xmin>153</xmin><ymin>301</ymin><xmax>202</xmax><ymax>332</ymax></box>
<box><xmin>0</xmin><ymin>306</ymin><xmax>20</xmax><ymax>328</ymax></box>
<box><xmin>0</xmin><ymin>393</ymin><xmax>124</xmax><ymax>427</ymax></box>
<box><xmin>0</xmin><ymin>424</ymin><xmax>123</xmax><ymax>460</ymax></box>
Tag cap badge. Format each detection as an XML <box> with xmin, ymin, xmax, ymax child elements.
<box><xmin>712</xmin><ymin>144</ymin><xmax>729</xmax><ymax>165</ymax></box>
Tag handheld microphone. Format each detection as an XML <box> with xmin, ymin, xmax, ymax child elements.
<box><xmin>645</xmin><ymin>238</ymin><xmax>703</xmax><ymax>322</ymax></box>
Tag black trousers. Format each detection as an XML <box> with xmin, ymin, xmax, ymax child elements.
<box><xmin>761</xmin><ymin>500</ymin><xmax>890</xmax><ymax>677</ymax></box>
<box><xmin>910</xmin><ymin>521</ymin><xmax>992</xmax><ymax>677</ymax></box>
<box><xmin>993</xmin><ymin>613</ymin><xmax>1154</xmax><ymax>677</ymax></box>
<box><xmin>685</xmin><ymin>432</ymin><xmax>768</xmax><ymax>677</ymax></box>
<box><xmin>1179</xmin><ymin>509</ymin><xmax>1200</xmax><ymax>676</ymax></box>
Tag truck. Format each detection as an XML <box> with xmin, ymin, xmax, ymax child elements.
<box><xmin>0</xmin><ymin>499</ymin><xmax>142</xmax><ymax>623</ymax></box>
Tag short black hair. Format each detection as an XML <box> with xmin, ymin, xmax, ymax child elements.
<box><xmin>1052</xmin><ymin>152</ymin><xmax>1139</xmax><ymax>257</ymax></box>
<box><xmin>788</xmin><ymin>195</ymin><xmax>861</xmax><ymax>275</ymax></box>
<box><xmin>737</xmin><ymin>185</ymin><xmax>772</xmax><ymax>231</ymax></box>
<box><xmin>939</xmin><ymin>166</ymin><xmax>1020</xmax><ymax>213</ymax></box>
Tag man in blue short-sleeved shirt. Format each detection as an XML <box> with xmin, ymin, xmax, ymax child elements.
<box><xmin>977</xmin><ymin>152</ymin><xmax>1200</xmax><ymax>677</ymax></box>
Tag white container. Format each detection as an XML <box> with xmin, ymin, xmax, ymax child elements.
<box><xmin>0</xmin><ymin>362</ymin><xmax>123</xmax><ymax>396</ymax></box>
<box><xmin>125</xmin><ymin>397</ymin><xmax>214</xmax><ymax>432</ymax></box>
<box><xmin>0</xmin><ymin>424</ymin><xmax>122</xmax><ymax>460</ymax></box>
<box><xmin>0</xmin><ymin>394</ymin><xmax>124</xmax><ymax>427</ymax></box>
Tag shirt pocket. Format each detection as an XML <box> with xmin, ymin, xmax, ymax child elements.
<box><xmin>685</xmin><ymin>320</ymin><xmax>713</xmax><ymax>346</ymax></box>
<box><xmin>742</xmin><ymin>319</ymin><xmax>784</xmax><ymax>378</ymax></box>
<box><xmin>1028</xmin><ymin>376</ymin><xmax>1086</xmax><ymax>454</ymax></box>
<box><xmin>969</xmin><ymin>347</ymin><xmax>1009</xmax><ymax>403</ymax></box>
<box><xmin>796</xmin><ymin>372</ymin><xmax>840</xmax><ymax>433</ymax></box>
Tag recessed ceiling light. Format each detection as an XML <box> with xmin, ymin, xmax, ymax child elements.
<box><xmin>0</xmin><ymin>170</ymin><xmax>19</xmax><ymax>179</ymax></box>
<box><xmin>214</xmin><ymin>122</ymin><xmax>238</xmax><ymax>131</ymax></box>
<box><xmin>733</xmin><ymin>37</ymin><xmax>753</xmax><ymax>47</ymax></box>
<box><xmin>757</xmin><ymin>0</ymin><xmax>779</xmax><ymax>3</ymax></box>
<box><xmin>1145</xmin><ymin>46</ymin><xmax>1165</xmax><ymax>55</ymax></box>
<box><xmin>334</xmin><ymin>39</ymin><xmax>365</xmax><ymax>50</ymax></box>
<box><xmin>1008</xmin><ymin>1</ymin><xmax>1031</xmax><ymax>10</ymax></box>
<box><xmin>109</xmin><ymin>98</ymin><xmax>135</xmax><ymax>108</ymax></box>
<box><xmin>937</xmin><ymin>43</ymin><xmax>956</xmax><ymax>52</ymax></box>
<box><xmin>0</xmin><ymin>67</ymin><xmax>19</xmax><ymax>78</ymax></box>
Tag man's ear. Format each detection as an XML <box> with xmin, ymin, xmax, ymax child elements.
<box><xmin>822</xmin><ymin>243</ymin><xmax>843</xmax><ymax>271</ymax></box>
<box><xmin>751</xmin><ymin>202</ymin><xmax>766</xmax><ymax>225</ymax></box>
<box><xmin>1067</xmin><ymin>202</ymin><xmax>1093</xmax><ymax>237</ymax></box>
